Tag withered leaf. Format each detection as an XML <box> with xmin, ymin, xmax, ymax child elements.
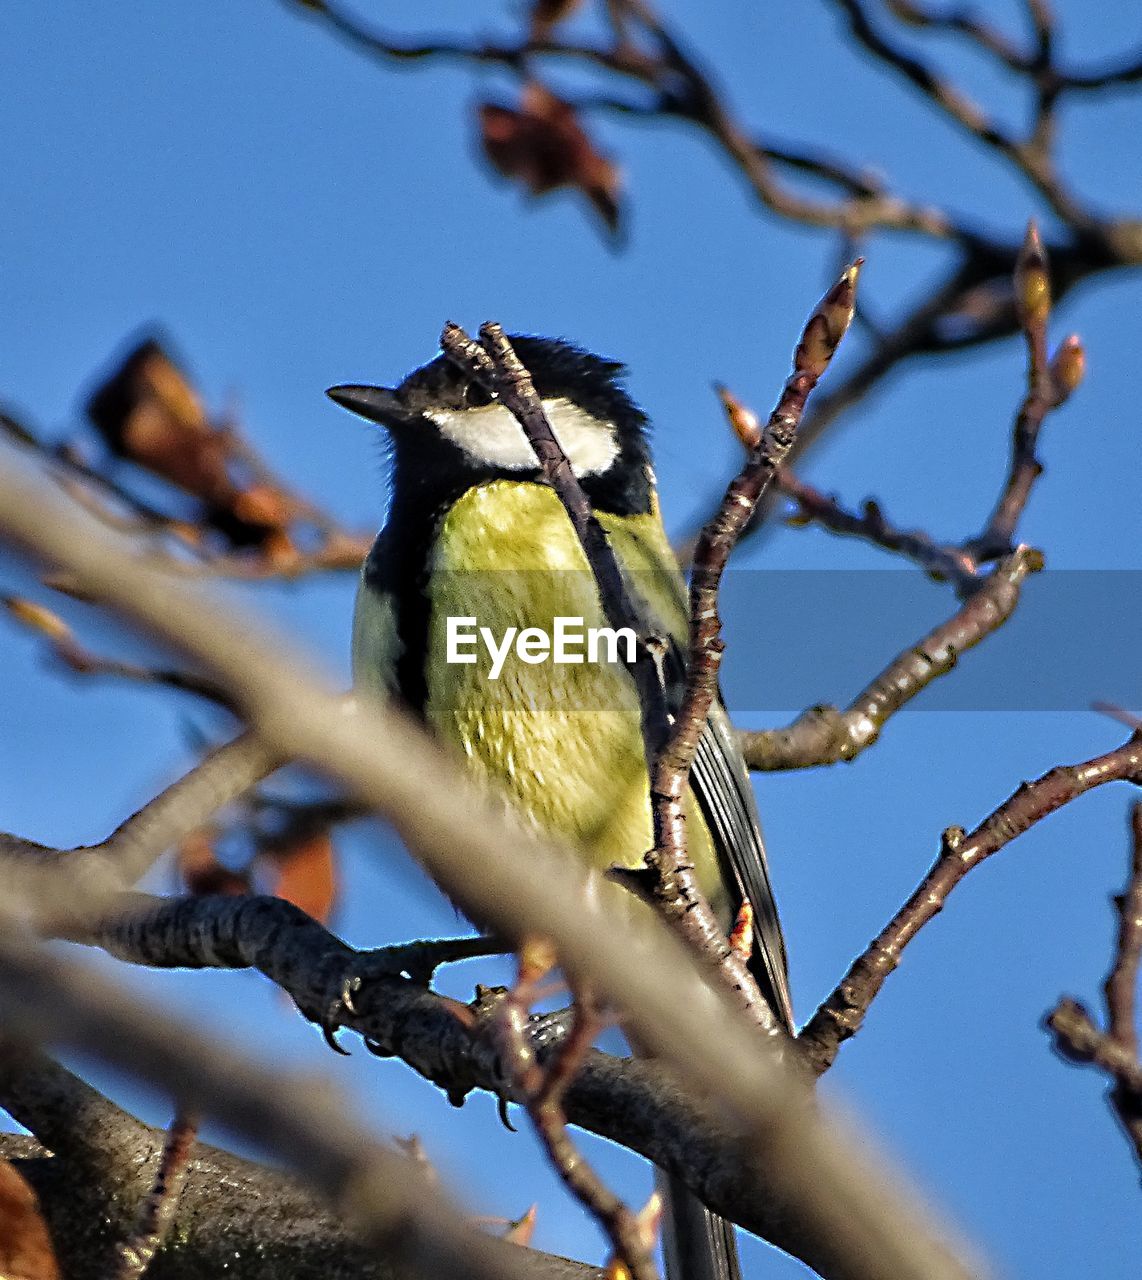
<box><xmin>0</xmin><ymin>1161</ymin><xmax>61</xmax><ymax>1280</ymax></box>
<box><xmin>85</xmin><ymin>338</ymin><xmax>296</xmax><ymax>551</ymax></box>
<box><xmin>479</xmin><ymin>83</ymin><xmax>623</xmax><ymax>234</ymax></box>
<box><xmin>266</xmin><ymin>831</ymin><xmax>337</xmax><ymax>924</ymax></box>
<box><xmin>86</xmin><ymin>340</ymin><xmax>226</xmax><ymax>493</ymax></box>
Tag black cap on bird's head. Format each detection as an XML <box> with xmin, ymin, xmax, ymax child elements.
<box><xmin>327</xmin><ymin>335</ymin><xmax>654</xmax><ymax>513</ymax></box>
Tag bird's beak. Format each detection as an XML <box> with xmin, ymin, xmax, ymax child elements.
<box><xmin>325</xmin><ymin>384</ymin><xmax>412</xmax><ymax>429</ymax></box>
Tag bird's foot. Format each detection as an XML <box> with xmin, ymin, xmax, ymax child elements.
<box><xmin>319</xmin><ymin>934</ymin><xmax>511</xmax><ymax>1055</ymax></box>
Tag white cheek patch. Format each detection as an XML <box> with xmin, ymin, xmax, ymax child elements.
<box><xmin>425</xmin><ymin>398</ymin><xmax>620</xmax><ymax>477</ymax></box>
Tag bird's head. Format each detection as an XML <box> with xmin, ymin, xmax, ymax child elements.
<box><xmin>327</xmin><ymin>335</ymin><xmax>653</xmax><ymax>513</ymax></box>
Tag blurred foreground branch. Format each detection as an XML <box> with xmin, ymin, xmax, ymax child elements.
<box><xmin>0</xmin><ymin>434</ymin><xmax>981</xmax><ymax>1280</ymax></box>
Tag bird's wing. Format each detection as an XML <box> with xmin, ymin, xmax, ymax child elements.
<box><xmin>691</xmin><ymin>701</ymin><xmax>795</xmax><ymax>1030</ymax></box>
<box><xmin>351</xmin><ymin>527</ymin><xmax>403</xmax><ymax>699</ymax></box>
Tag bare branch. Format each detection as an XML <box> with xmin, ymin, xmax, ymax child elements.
<box><xmin>773</xmin><ymin>468</ymin><xmax>978</xmax><ymax>591</ymax></box>
<box><xmin>0</xmin><ymin>1039</ymin><xmax>146</xmax><ymax>1184</ymax></box>
<box><xmin>0</xmin><ymin>1044</ymin><xmax>598</xmax><ymax>1280</ymax></box>
<box><xmin>51</xmin><ymin>891</ymin><xmax>949</xmax><ymax>1271</ymax></box>
<box><xmin>967</xmin><ymin>223</ymin><xmax>1084</xmax><ymax>562</ymax></box>
<box><xmin>6</xmin><ymin>395</ymin><xmax>372</xmax><ymax>585</ymax></box>
<box><xmin>0</xmin><ymin>921</ymin><xmax>578</xmax><ymax>1280</ymax></box>
<box><xmin>882</xmin><ymin>1</ymin><xmax>1031</xmax><ymax>73</ymax></box>
<box><xmin>2</xmin><ymin>594</ymin><xmax>235</xmax><ymax>709</ymax></box>
<box><xmin>440</xmin><ymin>321</ymin><xmax>673</xmax><ymax>756</ymax></box>
<box><xmin>641</xmin><ymin>263</ymin><xmax>860</xmax><ymax>1032</ymax></box>
<box><xmin>1045</xmin><ymin>802</ymin><xmax>1142</xmax><ymax>1170</ymax></box>
<box><xmin>1057</xmin><ymin>54</ymin><xmax>1142</xmax><ymax>92</ymax></box>
<box><xmin>825</xmin><ymin>0</ymin><xmax>1092</xmax><ymax>228</ymax></box>
<box><xmin>494</xmin><ymin>972</ymin><xmax>658</xmax><ymax>1280</ymax></box>
<box><xmin>799</xmin><ymin>732</ymin><xmax>1142</xmax><ymax>1075</ymax></box>
<box><xmin>1106</xmin><ymin>804</ymin><xmax>1142</xmax><ymax>1054</ymax></box>
<box><xmin>289</xmin><ymin>0</ymin><xmax>964</xmax><ymax>241</ymax></box>
<box><xmin>1045</xmin><ymin>999</ymin><xmax>1142</xmax><ymax>1170</ymax></box>
<box><xmin>2</xmin><ymin>732</ymin><xmax>280</xmax><ymax>927</ymax></box>
<box><xmin>739</xmin><ymin>547</ymin><xmax>1040</xmax><ymax>771</ymax></box>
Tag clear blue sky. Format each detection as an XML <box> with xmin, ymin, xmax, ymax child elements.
<box><xmin>2</xmin><ymin>3</ymin><xmax>1141</xmax><ymax>1277</ymax></box>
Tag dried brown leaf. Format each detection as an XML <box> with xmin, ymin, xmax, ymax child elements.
<box><xmin>0</xmin><ymin>1161</ymin><xmax>61</xmax><ymax>1280</ymax></box>
<box><xmin>479</xmin><ymin>84</ymin><xmax>623</xmax><ymax>233</ymax></box>
<box><xmin>266</xmin><ymin>832</ymin><xmax>337</xmax><ymax>923</ymax></box>
<box><xmin>86</xmin><ymin>341</ymin><xmax>224</xmax><ymax>495</ymax></box>
<box><xmin>85</xmin><ymin>339</ymin><xmax>295</xmax><ymax>550</ymax></box>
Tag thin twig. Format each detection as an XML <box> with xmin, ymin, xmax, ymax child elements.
<box><xmin>966</xmin><ymin>222</ymin><xmax>1083</xmax><ymax>562</ymax></box>
<box><xmin>800</xmin><ymin>732</ymin><xmax>1142</xmax><ymax>1075</ymax></box>
<box><xmin>739</xmin><ymin>547</ymin><xmax>1040</xmax><ymax>771</ymax></box>
<box><xmin>2</xmin><ymin>595</ymin><xmax>235</xmax><ymax>709</ymax></box>
<box><xmin>495</xmin><ymin>974</ymin><xmax>658</xmax><ymax>1280</ymax></box>
<box><xmin>1045</xmin><ymin>997</ymin><xmax>1142</xmax><ymax>1171</ymax></box>
<box><xmin>112</xmin><ymin>1109</ymin><xmax>199</xmax><ymax>1280</ymax></box>
<box><xmin>827</xmin><ymin>0</ymin><xmax>1092</xmax><ymax>228</ymax></box>
<box><xmin>2</xmin><ymin>732</ymin><xmax>281</xmax><ymax>927</ymax></box>
<box><xmin>883</xmin><ymin>1</ymin><xmax>1030</xmax><ymax>73</ymax></box>
<box><xmin>1044</xmin><ymin>803</ymin><xmax>1142</xmax><ymax>1170</ymax></box>
<box><xmin>9</xmin><ymin>412</ymin><xmax>372</xmax><ymax>583</ymax></box>
<box><xmin>293</xmin><ymin>0</ymin><xmax>965</xmax><ymax>241</ymax></box>
<box><xmin>1106</xmin><ymin>804</ymin><xmax>1142</xmax><ymax>1054</ymax></box>
<box><xmin>440</xmin><ymin>322</ymin><xmax>673</xmax><ymax>757</ymax></box>
<box><xmin>642</xmin><ymin>264</ymin><xmax>861</xmax><ymax>1034</ymax></box>
<box><xmin>774</xmin><ymin>467</ymin><xmax>979</xmax><ymax>590</ymax></box>
<box><xmin>1046</xmin><ymin>1000</ymin><xmax>1142</xmax><ymax>1094</ymax></box>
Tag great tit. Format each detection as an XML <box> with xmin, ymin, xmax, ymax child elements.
<box><xmin>328</xmin><ymin>336</ymin><xmax>792</xmax><ymax>1280</ymax></box>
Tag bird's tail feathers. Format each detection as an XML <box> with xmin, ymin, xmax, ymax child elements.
<box><xmin>657</xmin><ymin>1169</ymin><xmax>742</xmax><ymax>1280</ymax></box>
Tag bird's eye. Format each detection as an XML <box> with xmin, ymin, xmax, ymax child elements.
<box><xmin>464</xmin><ymin>381</ymin><xmax>493</xmax><ymax>408</ymax></box>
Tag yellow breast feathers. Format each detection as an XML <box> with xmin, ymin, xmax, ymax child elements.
<box><xmin>424</xmin><ymin>480</ymin><xmax>726</xmax><ymax>913</ymax></box>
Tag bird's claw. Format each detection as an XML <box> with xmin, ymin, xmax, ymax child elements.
<box><xmin>320</xmin><ymin>971</ymin><xmax>363</xmax><ymax>1054</ymax></box>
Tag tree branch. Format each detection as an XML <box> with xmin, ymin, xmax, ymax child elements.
<box><xmin>639</xmin><ymin>264</ymin><xmax>859</xmax><ymax>1033</ymax></box>
<box><xmin>966</xmin><ymin>223</ymin><xmax>1083</xmax><ymax>562</ymax></box>
<box><xmin>773</xmin><ymin>468</ymin><xmax>978</xmax><ymax>591</ymax></box>
<box><xmin>0</xmin><ymin>433</ymin><xmax>983</xmax><ymax>1280</ymax></box>
<box><xmin>51</xmin><ymin>891</ymin><xmax>949</xmax><ymax>1272</ymax></box>
<box><xmin>0</xmin><ymin>920</ymin><xmax>591</xmax><ymax>1280</ymax></box>
<box><xmin>110</xmin><ymin>1110</ymin><xmax>198</xmax><ymax>1280</ymax></box>
<box><xmin>739</xmin><ymin>546</ymin><xmax>1040</xmax><ymax>771</ymax></box>
<box><xmin>1044</xmin><ymin>802</ymin><xmax>1142</xmax><ymax>1171</ymax></box>
<box><xmin>0</xmin><ymin>1046</ymin><xmax>597</xmax><ymax>1280</ymax></box>
<box><xmin>800</xmin><ymin>732</ymin><xmax>1142</xmax><ymax>1074</ymax></box>
<box><xmin>2</xmin><ymin>732</ymin><xmax>281</xmax><ymax>927</ymax></box>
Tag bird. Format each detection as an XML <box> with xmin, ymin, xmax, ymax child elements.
<box><xmin>328</xmin><ymin>335</ymin><xmax>793</xmax><ymax>1280</ymax></box>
